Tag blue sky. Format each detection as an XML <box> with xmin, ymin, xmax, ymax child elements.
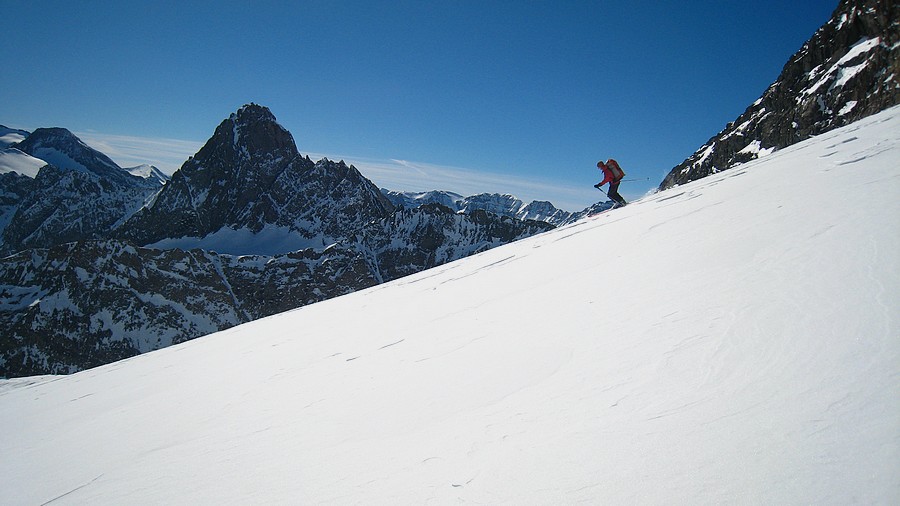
<box><xmin>3</xmin><ymin>1</ymin><xmax>837</xmax><ymax>211</ymax></box>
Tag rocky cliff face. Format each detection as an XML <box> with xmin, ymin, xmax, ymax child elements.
<box><xmin>0</xmin><ymin>204</ymin><xmax>552</xmax><ymax>377</ymax></box>
<box><xmin>361</xmin><ymin>203</ymin><xmax>554</xmax><ymax>282</ymax></box>
<box><xmin>119</xmin><ymin>104</ymin><xmax>395</xmax><ymax>249</ymax></box>
<box><xmin>0</xmin><ymin>239</ymin><xmax>378</xmax><ymax>376</ymax></box>
<box><xmin>0</xmin><ymin>172</ymin><xmax>34</xmax><ymax>238</ymax></box>
<box><xmin>660</xmin><ymin>0</ymin><xmax>899</xmax><ymax>190</ymax></box>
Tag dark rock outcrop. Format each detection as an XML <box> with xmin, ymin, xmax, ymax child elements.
<box><xmin>660</xmin><ymin>0</ymin><xmax>899</xmax><ymax>190</ymax></box>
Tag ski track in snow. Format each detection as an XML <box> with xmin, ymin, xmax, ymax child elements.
<box><xmin>1</xmin><ymin>106</ymin><xmax>899</xmax><ymax>504</ymax></box>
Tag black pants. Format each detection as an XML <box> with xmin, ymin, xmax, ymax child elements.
<box><xmin>608</xmin><ymin>180</ymin><xmax>627</xmax><ymax>206</ymax></box>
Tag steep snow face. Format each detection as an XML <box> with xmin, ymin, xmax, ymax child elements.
<box><xmin>1</xmin><ymin>107</ymin><xmax>898</xmax><ymax>504</ymax></box>
<box><xmin>0</xmin><ymin>148</ymin><xmax>46</xmax><ymax>178</ymax></box>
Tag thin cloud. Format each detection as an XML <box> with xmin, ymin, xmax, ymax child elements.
<box><xmin>76</xmin><ymin>132</ymin><xmax>203</xmax><ymax>174</ymax></box>
<box><xmin>321</xmin><ymin>155</ymin><xmax>601</xmax><ymax>211</ymax></box>
<box><xmin>76</xmin><ymin>134</ymin><xmax>601</xmax><ymax>212</ymax></box>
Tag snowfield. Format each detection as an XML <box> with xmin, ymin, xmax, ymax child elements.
<box><xmin>1</xmin><ymin>106</ymin><xmax>898</xmax><ymax>504</ymax></box>
<box><xmin>0</xmin><ymin>147</ymin><xmax>46</xmax><ymax>178</ymax></box>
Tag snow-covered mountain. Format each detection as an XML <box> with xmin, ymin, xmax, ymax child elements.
<box><xmin>0</xmin><ymin>126</ymin><xmax>29</xmax><ymax>148</ymax></box>
<box><xmin>0</xmin><ymin>148</ymin><xmax>46</xmax><ymax>178</ymax></box>
<box><xmin>381</xmin><ymin>189</ymin><xmax>465</xmax><ymax>211</ymax></box>
<box><xmin>124</xmin><ymin>163</ymin><xmax>169</xmax><ymax>186</ymax></box>
<box><xmin>359</xmin><ymin>203</ymin><xmax>552</xmax><ymax>283</ymax></box>
<box><xmin>0</xmin><ymin>201</ymin><xmax>551</xmax><ymax>376</ymax></box>
<box><xmin>383</xmin><ymin>189</ymin><xmax>576</xmax><ymax>226</ymax></box>
<box><xmin>118</xmin><ymin>104</ymin><xmax>396</xmax><ymax>252</ymax></box>
<box><xmin>14</xmin><ymin>127</ymin><xmax>158</xmax><ymax>188</ymax></box>
<box><xmin>661</xmin><ymin>0</ymin><xmax>899</xmax><ymax>189</ymax></box>
<box><xmin>3</xmin><ymin>0</ymin><xmax>898</xmax><ymax>378</ymax></box>
<box><xmin>2</xmin><ymin>105</ymin><xmax>896</xmax><ymax>504</ymax></box>
<box><xmin>0</xmin><ymin>128</ymin><xmax>166</xmax><ymax>255</ymax></box>
<box><xmin>0</xmin><ymin>105</ymin><xmax>556</xmax><ymax>376</ymax></box>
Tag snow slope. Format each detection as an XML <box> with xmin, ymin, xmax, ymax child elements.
<box><xmin>124</xmin><ymin>163</ymin><xmax>169</xmax><ymax>185</ymax></box>
<box><xmin>0</xmin><ymin>147</ymin><xmax>46</xmax><ymax>177</ymax></box>
<box><xmin>1</xmin><ymin>107</ymin><xmax>898</xmax><ymax>504</ymax></box>
<box><xmin>0</xmin><ymin>126</ymin><xmax>28</xmax><ymax>148</ymax></box>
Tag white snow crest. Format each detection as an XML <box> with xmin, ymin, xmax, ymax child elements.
<box><xmin>0</xmin><ymin>148</ymin><xmax>46</xmax><ymax>178</ymax></box>
<box><xmin>738</xmin><ymin>140</ymin><xmax>775</xmax><ymax>157</ymax></box>
<box><xmin>0</xmin><ymin>129</ymin><xmax>27</xmax><ymax>149</ymax></box>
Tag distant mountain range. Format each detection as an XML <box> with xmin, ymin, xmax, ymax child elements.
<box><xmin>0</xmin><ymin>105</ymin><xmax>568</xmax><ymax>377</ymax></box>
<box><xmin>0</xmin><ymin>127</ymin><xmax>167</xmax><ymax>256</ymax></box>
<box><xmin>382</xmin><ymin>190</ymin><xmax>577</xmax><ymax>226</ymax></box>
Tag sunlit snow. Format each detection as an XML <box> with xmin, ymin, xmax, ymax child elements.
<box><xmin>0</xmin><ymin>148</ymin><xmax>46</xmax><ymax>178</ymax></box>
<box><xmin>803</xmin><ymin>37</ymin><xmax>881</xmax><ymax>99</ymax></box>
<box><xmin>738</xmin><ymin>139</ymin><xmax>775</xmax><ymax>157</ymax></box>
<box><xmin>1</xmin><ymin>106</ymin><xmax>898</xmax><ymax>504</ymax></box>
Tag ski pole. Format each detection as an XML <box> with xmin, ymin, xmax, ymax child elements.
<box><xmin>620</xmin><ymin>177</ymin><xmax>651</xmax><ymax>182</ymax></box>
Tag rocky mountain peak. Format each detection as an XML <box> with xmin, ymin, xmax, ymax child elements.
<box><xmin>0</xmin><ymin>126</ymin><xmax>166</xmax><ymax>255</ymax></box>
<box><xmin>659</xmin><ymin>0</ymin><xmax>898</xmax><ymax>190</ymax></box>
<box><xmin>119</xmin><ymin>104</ymin><xmax>395</xmax><ymax>248</ymax></box>
<box><xmin>232</xmin><ymin>103</ymin><xmax>298</xmax><ymax>156</ymax></box>
<box><xmin>192</xmin><ymin>103</ymin><xmax>298</xmax><ymax>168</ymax></box>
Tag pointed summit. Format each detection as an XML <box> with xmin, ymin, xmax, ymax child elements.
<box><xmin>118</xmin><ymin>104</ymin><xmax>394</xmax><ymax>250</ymax></box>
<box><xmin>230</xmin><ymin>103</ymin><xmax>295</xmax><ymax>152</ymax></box>
<box><xmin>192</xmin><ymin>103</ymin><xmax>298</xmax><ymax>170</ymax></box>
<box><xmin>119</xmin><ymin>104</ymin><xmax>304</xmax><ymax>243</ymax></box>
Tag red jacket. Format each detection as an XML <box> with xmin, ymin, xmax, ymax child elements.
<box><xmin>598</xmin><ymin>159</ymin><xmax>625</xmax><ymax>186</ymax></box>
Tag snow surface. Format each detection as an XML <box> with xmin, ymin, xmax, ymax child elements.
<box><xmin>0</xmin><ymin>130</ymin><xmax>27</xmax><ymax>149</ymax></box>
<box><xmin>30</xmin><ymin>146</ymin><xmax>91</xmax><ymax>174</ymax></box>
<box><xmin>737</xmin><ymin>139</ymin><xmax>775</xmax><ymax>157</ymax></box>
<box><xmin>1</xmin><ymin>107</ymin><xmax>899</xmax><ymax>504</ymax></box>
<box><xmin>0</xmin><ymin>147</ymin><xmax>47</xmax><ymax>177</ymax></box>
<box><xmin>124</xmin><ymin>163</ymin><xmax>169</xmax><ymax>184</ymax></box>
<box><xmin>148</xmin><ymin>225</ymin><xmax>329</xmax><ymax>256</ymax></box>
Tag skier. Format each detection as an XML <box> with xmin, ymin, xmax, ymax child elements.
<box><xmin>594</xmin><ymin>158</ymin><xmax>628</xmax><ymax>207</ymax></box>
